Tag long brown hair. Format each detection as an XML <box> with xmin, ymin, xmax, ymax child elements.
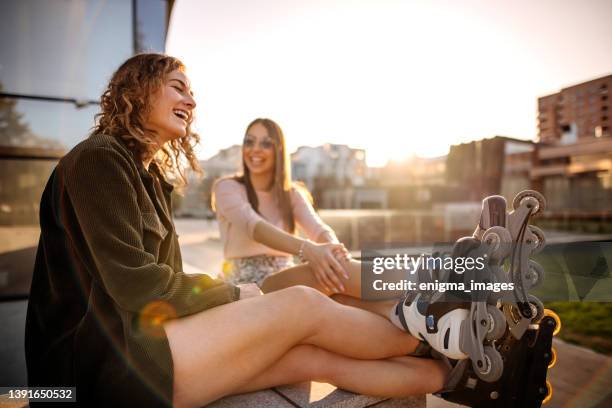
<box><xmin>91</xmin><ymin>53</ymin><xmax>201</xmax><ymax>185</ymax></box>
<box><xmin>238</xmin><ymin>118</ymin><xmax>296</xmax><ymax>233</ymax></box>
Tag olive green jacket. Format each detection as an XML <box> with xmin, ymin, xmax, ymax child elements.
<box><xmin>26</xmin><ymin>133</ymin><xmax>239</xmax><ymax>407</ymax></box>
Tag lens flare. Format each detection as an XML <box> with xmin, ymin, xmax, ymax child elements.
<box><xmin>139</xmin><ymin>301</ymin><xmax>177</xmax><ymax>338</ymax></box>
<box><xmin>222</xmin><ymin>260</ymin><xmax>233</xmax><ymax>277</ymax></box>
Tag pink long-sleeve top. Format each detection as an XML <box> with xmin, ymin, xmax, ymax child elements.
<box><xmin>213</xmin><ymin>178</ymin><xmax>336</xmax><ymax>259</ymax></box>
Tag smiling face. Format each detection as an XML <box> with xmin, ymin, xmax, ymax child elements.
<box><xmin>145</xmin><ymin>70</ymin><xmax>196</xmax><ymax>145</ymax></box>
<box><xmin>243</xmin><ymin>122</ymin><xmax>276</xmax><ymax>178</ymax></box>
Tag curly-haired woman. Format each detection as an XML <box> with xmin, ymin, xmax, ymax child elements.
<box><xmin>25</xmin><ymin>53</ymin><xmax>447</xmax><ymax>407</ymax></box>
<box><xmin>212</xmin><ymin>118</ymin><xmax>350</xmax><ymax>290</ymax></box>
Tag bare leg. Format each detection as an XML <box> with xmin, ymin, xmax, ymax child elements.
<box><xmin>233</xmin><ymin>344</ymin><xmax>447</xmax><ymax>398</ymax></box>
<box><xmin>332</xmin><ymin>294</ymin><xmax>398</xmax><ymax>319</ymax></box>
<box><xmin>260</xmin><ymin>259</ymin><xmax>382</xmax><ymax>297</ymax></box>
<box><xmin>261</xmin><ymin>259</ymin><xmax>404</xmax><ymax>318</ymax></box>
<box><xmin>164</xmin><ymin>286</ymin><xmax>424</xmax><ymax>407</ymax></box>
<box><xmin>260</xmin><ymin>261</ymin><xmax>358</xmax><ymax>296</ymax></box>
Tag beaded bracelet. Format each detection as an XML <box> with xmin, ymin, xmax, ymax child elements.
<box><xmin>298</xmin><ymin>240</ymin><xmax>308</xmax><ymax>262</ymax></box>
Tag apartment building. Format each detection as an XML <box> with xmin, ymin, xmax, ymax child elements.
<box><xmin>534</xmin><ymin>74</ymin><xmax>612</xmax><ymax>212</ymax></box>
<box><xmin>538</xmin><ymin>74</ymin><xmax>611</xmax><ymax>142</ymax></box>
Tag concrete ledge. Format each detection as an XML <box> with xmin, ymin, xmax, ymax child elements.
<box><xmin>207</xmin><ymin>389</ymin><xmax>294</xmax><ymax>407</ymax></box>
<box><xmin>1</xmin><ymin>384</ymin><xmax>426</xmax><ymax>408</ymax></box>
<box><xmin>276</xmin><ymin>382</ymin><xmax>383</xmax><ymax>407</ymax></box>
<box><xmin>208</xmin><ymin>381</ymin><xmax>425</xmax><ymax>407</ymax></box>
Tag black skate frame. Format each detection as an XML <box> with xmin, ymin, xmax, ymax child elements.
<box><xmin>437</xmin><ymin>313</ymin><xmax>557</xmax><ymax>407</ymax></box>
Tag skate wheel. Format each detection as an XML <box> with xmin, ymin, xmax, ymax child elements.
<box><xmin>543</xmin><ymin>309</ymin><xmax>562</xmax><ymax>336</ymax></box>
<box><xmin>485</xmin><ymin>305</ymin><xmax>507</xmax><ymax>341</ymax></box>
<box><xmin>542</xmin><ymin>380</ymin><xmax>553</xmax><ymax>404</ymax></box>
<box><xmin>474</xmin><ymin>346</ymin><xmax>504</xmax><ymax>382</ymax></box>
<box><xmin>528</xmin><ymin>295</ymin><xmax>544</xmax><ymax>322</ymax></box>
<box><xmin>512</xmin><ymin>190</ymin><xmax>546</xmax><ymax>216</ymax></box>
<box><xmin>525</xmin><ymin>260</ymin><xmax>544</xmax><ymax>288</ymax></box>
<box><xmin>482</xmin><ymin>226</ymin><xmax>512</xmax><ymax>261</ymax></box>
<box><xmin>547</xmin><ymin>347</ymin><xmax>557</xmax><ymax>368</ymax></box>
<box><xmin>452</xmin><ymin>236</ymin><xmax>480</xmax><ymax>258</ymax></box>
<box><xmin>527</xmin><ymin>225</ymin><xmax>546</xmax><ymax>254</ymax></box>
<box><xmin>518</xmin><ymin>294</ymin><xmax>544</xmax><ymax>321</ymax></box>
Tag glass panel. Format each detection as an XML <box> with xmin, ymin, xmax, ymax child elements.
<box><xmin>136</xmin><ymin>0</ymin><xmax>168</xmax><ymax>52</ymax></box>
<box><xmin>0</xmin><ymin>160</ymin><xmax>56</xmax><ymax>297</ymax></box>
<box><xmin>0</xmin><ymin>98</ymin><xmax>99</xmax><ymax>298</ymax></box>
<box><xmin>0</xmin><ymin>0</ymin><xmax>133</xmax><ymax>99</ymax></box>
<box><xmin>0</xmin><ymin>97</ymin><xmax>98</xmax><ymax>151</ymax></box>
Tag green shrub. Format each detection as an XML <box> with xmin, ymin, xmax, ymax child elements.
<box><xmin>545</xmin><ymin>302</ymin><xmax>612</xmax><ymax>354</ymax></box>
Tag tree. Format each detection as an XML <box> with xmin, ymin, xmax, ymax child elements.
<box><xmin>0</xmin><ymin>82</ymin><xmax>32</xmax><ymax>145</ymax></box>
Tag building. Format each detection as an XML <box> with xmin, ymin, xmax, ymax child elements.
<box><xmin>291</xmin><ymin>144</ymin><xmax>367</xmax><ymax>207</ymax></box>
<box><xmin>200</xmin><ymin>144</ymin><xmax>243</xmax><ymax>179</ymax></box>
<box><xmin>534</xmin><ymin>74</ymin><xmax>612</xmax><ymax>214</ymax></box>
<box><xmin>532</xmin><ymin>137</ymin><xmax>612</xmax><ymax>213</ymax></box>
<box><xmin>500</xmin><ymin>139</ymin><xmax>536</xmax><ymax>199</ymax></box>
<box><xmin>291</xmin><ymin>144</ymin><xmax>367</xmax><ymax>190</ymax></box>
<box><xmin>377</xmin><ymin>156</ymin><xmax>448</xmax><ymax>209</ymax></box>
<box><xmin>538</xmin><ymin>74</ymin><xmax>611</xmax><ymax>143</ymax></box>
<box><xmin>446</xmin><ymin>136</ymin><xmax>534</xmax><ymax>202</ymax></box>
<box><xmin>175</xmin><ymin>145</ymin><xmax>242</xmax><ymax>217</ymax></box>
<box><xmin>381</xmin><ymin>156</ymin><xmax>447</xmax><ymax>187</ymax></box>
<box><xmin>0</xmin><ymin>0</ymin><xmax>175</xmax><ymax>387</ymax></box>
<box><xmin>1</xmin><ymin>0</ymin><xmax>174</xmax><ymax>298</ymax></box>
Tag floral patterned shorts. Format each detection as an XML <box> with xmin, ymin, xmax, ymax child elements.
<box><xmin>223</xmin><ymin>255</ymin><xmax>295</xmax><ymax>287</ymax></box>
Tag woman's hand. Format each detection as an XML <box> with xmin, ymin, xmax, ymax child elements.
<box><xmin>302</xmin><ymin>241</ymin><xmax>349</xmax><ymax>293</ymax></box>
<box><xmin>333</xmin><ymin>246</ymin><xmax>351</xmax><ymax>262</ymax></box>
<box><xmin>238</xmin><ymin>283</ymin><xmax>263</xmax><ymax>299</ymax></box>
<box><xmin>317</xmin><ymin>231</ymin><xmax>351</xmax><ymax>263</ymax></box>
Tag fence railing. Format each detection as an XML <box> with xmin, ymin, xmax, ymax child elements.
<box><xmin>319</xmin><ymin>208</ymin><xmax>482</xmax><ymax>250</ymax></box>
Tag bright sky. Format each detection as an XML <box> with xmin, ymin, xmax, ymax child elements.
<box><xmin>167</xmin><ymin>0</ymin><xmax>612</xmax><ymax>167</ymax></box>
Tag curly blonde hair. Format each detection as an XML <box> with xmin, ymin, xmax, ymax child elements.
<box><xmin>91</xmin><ymin>53</ymin><xmax>201</xmax><ymax>185</ymax></box>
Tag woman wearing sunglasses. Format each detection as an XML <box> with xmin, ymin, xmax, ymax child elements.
<box><xmin>212</xmin><ymin>118</ymin><xmax>350</xmax><ymax>291</ymax></box>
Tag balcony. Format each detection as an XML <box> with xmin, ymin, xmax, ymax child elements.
<box><xmin>537</xmin><ymin>137</ymin><xmax>612</xmax><ymax>160</ymax></box>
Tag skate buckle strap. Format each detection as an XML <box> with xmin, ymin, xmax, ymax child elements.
<box><xmin>426</xmin><ymin>315</ymin><xmax>436</xmax><ymax>332</ymax></box>
<box><xmin>410</xmin><ymin>341</ymin><xmax>433</xmax><ymax>357</ymax></box>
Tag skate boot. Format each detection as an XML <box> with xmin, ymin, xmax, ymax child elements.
<box><xmin>392</xmin><ymin>293</ymin><xmax>469</xmax><ymax>360</ymax></box>
<box><xmin>391</xmin><ymin>237</ymin><xmax>507</xmax><ymax>383</ymax></box>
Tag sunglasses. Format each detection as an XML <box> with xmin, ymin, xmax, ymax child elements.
<box><xmin>243</xmin><ymin>137</ymin><xmax>275</xmax><ymax>150</ymax></box>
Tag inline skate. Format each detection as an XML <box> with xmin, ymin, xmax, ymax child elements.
<box><xmin>391</xmin><ymin>190</ymin><xmax>561</xmax><ymax>406</ymax></box>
